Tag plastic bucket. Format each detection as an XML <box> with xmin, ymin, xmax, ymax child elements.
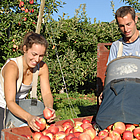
<box><xmin>105</xmin><ymin>56</ymin><xmax>140</xmax><ymax>87</ymax></box>
<box><xmin>5</xmin><ymin>99</ymin><xmax>45</xmax><ymax>128</ymax></box>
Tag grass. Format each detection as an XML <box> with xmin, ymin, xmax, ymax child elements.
<box><xmin>53</xmin><ymin>92</ymin><xmax>98</xmax><ymax>121</ymax></box>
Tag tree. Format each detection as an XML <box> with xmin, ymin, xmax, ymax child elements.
<box><xmin>121</xmin><ymin>0</ymin><xmax>140</xmax><ymax>11</ymax></box>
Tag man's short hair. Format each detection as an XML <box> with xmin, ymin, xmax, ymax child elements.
<box><xmin>115</xmin><ymin>6</ymin><xmax>136</xmax><ymax>24</ymax></box>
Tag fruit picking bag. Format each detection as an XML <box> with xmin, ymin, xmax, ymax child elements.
<box><xmin>96</xmin><ymin>78</ymin><xmax>140</xmax><ymax>130</ymax></box>
<box><xmin>6</xmin><ymin>99</ymin><xmax>45</xmax><ymax>128</ymax></box>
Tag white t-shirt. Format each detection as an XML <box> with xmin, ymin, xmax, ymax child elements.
<box><xmin>107</xmin><ymin>36</ymin><xmax>140</xmax><ymax>65</ymax></box>
<box><xmin>0</xmin><ymin>58</ymin><xmax>32</xmax><ymax>108</ymax></box>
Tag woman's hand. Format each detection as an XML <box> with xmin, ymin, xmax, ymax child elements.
<box><xmin>27</xmin><ymin>115</ymin><xmax>41</xmax><ymax>132</ymax></box>
<box><xmin>45</xmin><ymin>107</ymin><xmax>56</xmax><ymax>123</ymax></box>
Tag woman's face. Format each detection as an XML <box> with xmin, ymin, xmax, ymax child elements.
<box><xmin>24</xmin><ymin>43</ymin><xmax>46</xmax><ymax>68</ymax></box>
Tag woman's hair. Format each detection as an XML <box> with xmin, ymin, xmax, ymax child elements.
<box><xmin>115</xmin><ymin>6</ymin><xmax>136</xmax><ymax>24</ymax></box>
<box><xmin>20</xmin><ymin>32</ymin><xmax>49</xmax><ymax>53</ymax></box>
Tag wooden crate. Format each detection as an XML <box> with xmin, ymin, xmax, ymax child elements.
<box><xmin>1</xmin><ymin>116</ymin><xmax>94</xmax><ymax>140</ymax></box>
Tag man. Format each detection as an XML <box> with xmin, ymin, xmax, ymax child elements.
<box><xmin>96</xmin><ymin>6</ymin><xmax>140</xmax><ymax>130</ymax></box>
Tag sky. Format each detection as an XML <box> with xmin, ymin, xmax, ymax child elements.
<box><xmin>52</xmin><ymin>0</ymin><xmax>131</xmax><ymax>23</ymax></box>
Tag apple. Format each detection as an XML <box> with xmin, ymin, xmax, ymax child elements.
<box><xmin>19</xmin><ymin>1</ymin><xmax>24</xmax><ymax>7</ymax></box>
<box><xmin>40</xmin><ymin>135</ymin><xmax>51</xmax><ymax>140</ymax></box>
<box><xmin>21</xmin><ymin>7</ymin><xmax>25</xmax><ymax>11</ymax></box>
<box><xmin>43</xmin><ymin>108</ymin><xmax>53</xmax><ymax>120</ymax></box>
<box><xmin>109</xmin><ymin>130</ymin><xmax>121</xmax><ymax>140</ymax></box>
<box><xmin>73</xmin><ymin>132</ymin><xmax>82</xmax><ymax>138</ymax></box>
<box><xmin>65</xmin><ymin>127</ymin><xmax>74</xmax><ymax>134</ymax></box>
<box><xmin>45</xmin><ymin>132</ymin><xmax>54</xmax><ymax>140</ymax></box>
<box><xmin>65</xmin><ymin>133</ymin><xmax>75</xmax><ymax>140</ymax></box>
<box><xmin>32</xmin><ymin>132</ymin><xmax>43</xmax><ymax>140</ymax></box>
<box><xmin>29</xmin><ymin>8</ymin><xmax>34</xmax><ymax>13</ymax></box>
<box><xmin>81</xmin><ymin>123</ymin><xmax>92</xmax><ymax>130</ymax></box>
<box><xmin>106</xmin><ymin>124</ymin><xmax>113</xmax><ymax>131</ymax></box>
<box><xmin>70</xmin><ymin>137</ymin><xmax>79</xmax><ymax>140</ymax></box>
<box><xmin>98</xmin><ymin>130</ymin><xmax>108</xmax><ymax>139</ymax></box>
<box><xmin>35</xmin><ymin>118</ymin><xmax>46</xmax><ymax>131</ymax></box>
<box><xmin>93</xmin><ymin>136</ymin><xmax>100</xmax><ymax>140</ymax></box>
<box><xmin>48</xmin><ymin>125</ymin><xmax>59</xmax><ymax>134</ymax></box>
<box><xmin>122</xmin><ymin>130</ymin><xmax>133</xmax><ymax>140</ymax></box>
<box><xmin>56</xmin><ymin>125</ymin><xmax>64</xmax><ymax>132</ymax></box>
<box><xmin>113</xmin><ymin>122</ymin><xmax>126</xmax><ymax>134</ymax></box>
<box><xmin>83</xmin><ymin>127</ymin><xmax>96</xmax><ymax>139</ymax></box>
<box><xmin>42</xmin><ymin>129</ymin><xmax>51</xmax><ymax>135</ymax></box>
<box><xmin>25</xmin><ymin>9</ymin><xmax>28</xmax><ymax>13</ymax></box>
<box><xmin>74</xmin><ymin>121</ymin><xmax>83</xmax><ymax>127</ymax></box>
<box><xmin>82</xmin><ymin>118</ymin><xmax>91</xmax><ymax>124</ymax></box>
<box><xmin>23</xmin><ymin>17</ymin><xmax>27</xmax><ymax>21</ymax></box>
<box><xmin>29</xmin><ymin>0</ymin><xmax>34</xmax><ymax>4</ymax></box>
<box><xmin>78</xmin><ymin>133</ymin><xmax>91</xmax><ymax>140</ymax></box>
<box><xmin>103</xmin><ymin>136</ymin><xmax>112</xmax><ymax>140</ymax></box>
<box><xmin>55</xmin><ymin>131</ymin><xmax>66</xmax><ymax>140</ymax></box>
<box><xmin>125</xmin><ymin>124</ymin><xmax>135</xmax><ymax>132</ymax></box>
<box><xmin>74</xmin><ymin>125</ymin><xmax>83</xmax><ymax>133</ymax></box>
<box><xmin>133</xmin><ymin>127</ymin><xmax>140</xmax><ymax>139</ymax></box>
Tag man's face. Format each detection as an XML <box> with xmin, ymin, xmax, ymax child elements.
<box><xmin>117</xmin><ymin>13</ymin><xmax>137</xmax><ymax>38</ymax></box>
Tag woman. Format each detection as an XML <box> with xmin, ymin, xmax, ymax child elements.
<box><xmin>0</xmin><ymin>32</ymin><xmax>56</xmax><ymax>135</ymax></box>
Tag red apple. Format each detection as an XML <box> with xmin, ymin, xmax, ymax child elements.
<box><xmin>62</xmin><ymin>121</ymin><xmax>72</xmax><ymax>128</ymax></box>
<box><xmin>21</xmin><ymin>7</ymin><xmax>25</xmax><ymax>11</ymax></box>
<box><xmin>125</xmin><ymin>124</ymin><xmax>135</xmax><ymax>132</ymax></box>
<box><xmin>46</xmin><ymin>132</ymin><xmax>54</xmax><ymax>140</ymax></box>
<box><xmin>82</xmin><ymin>118</ymin><xmax>91</xmax><ymax>124</ymax></box>
<box><xmin>42</xmin><ymin>129</ymin><xmax>51</xmax><ymax>135</ymax></box>
<box><xmin>103</xmin><ymin>136</ymin><xmax>112</xmax><ymax>140</ymax></box>
<box><xmin>74</xmin><ymin>121</ymin><xmax>83</xmax><ymax>127</ymax></box>
<box><xmin>65</xmin><ymin>133</ymin><xmax>75</xmax><ymax>140</ymax></box>
<box><xmin>23</xmin><ymin>17</ymin><xmax>27</xmax><ymax>21</ymax></box>
<box><xmin>74</xmin><ymin>125</ymin><xmax>83</xmax><ymax>133</ymax></box>
<box><xmin>106</xmin><ymin>124</ymin><xmax>113</xmax><ymax>131</ymax></box>
<box><xmin>113</xmin><ymin>122</ymin><xmax>126</xmax><ymax>134</ymax></box>
<box><xmin>78</xmin><ymin>133</ymin><xmax>91</xmax><ymax>140</ymax></box>
<box><xmin>73</xmin><ymin>132</ymin><xmax>82</xmax><ymax>138</ymax></box>
<box><xmin>81</xmin><ymin>123</ymin><xmax>92</xmax><ymax>130</ymax></box>
<box><xmin>48</xmin><ymin>125</ymin><xmax>59</xmax><ymax>134</ymax></box>
<box><xmin>25</xmin><ymin>9</ymin><xmax>28</xmax><ymax>13</ymax></box>
<box><xmin>29</xmin><ymin>0</ymin><xmax>34</xmax><ymax>4</ymax></box>
<box><xmin>65</xmin><ymin>127</ymin><xmax>74</xmax><ymax>134</ymax></box>
<box><xmin>83</xmin><ymin>127</ymin><xmax>96</xmax><ymax>139</ymax></box>
<box><xmin>35</xmin><ymin>118</ymin><xmax>46</xmax><ymax>131</ymax></box>
<box><xmin>70</xmin><ymin>137</ymin><xmax>79</xmax><ymax>140</ymax></box>
<box><xmin>32</xmin><ymin>132</ymin><xmax>43</xmax><ymax>140</ymax></box>
<box><xmin>43</xmin><ymin>108</ymin><xmax>53</xmax><ymax>120</ymax></box>
<box><xmin>56</xmin><ymin>125</ymin><xmax>64</xmax><ymax>132</ymax></box>
<box><xmin>55</xmin><ymin>131</ymin><xmax>66</xmax><ymax>140</ymax></box>
<box><xmin>109</xmin><ymin>130</ymin><xmax>121</xmax><ymax>140</ymax></box>
<box><xmin>40</xmin><ymin>135</ymin><xmax>51</xmax><ymax>140</ymax></box>
<box><xmin>122</xmin><ymin>130</ymin><xmax>133</xmax><ymax>140</ymax></box>
<box><xmin>19</xmin><ymin>1</ymin><xmax>24</xmax><ymax>7</ymax></box>
<box><xmin>133</xmin><ymin>127</ymin><xmax>140</xmax><ymax>139</ymax></box>
<box><xmin>93</xmin><ymin>136</ymin><xmax>100</xmax><ymax>140</ymax></box>
<box><xmin>98</xmin><ymin>130</ymin><xmax>108</xmax><ymax>139</ymax></box>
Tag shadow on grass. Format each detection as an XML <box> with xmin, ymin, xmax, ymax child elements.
<box><xmin>77</xmin><ymin>105</ymin><xmax>97</xmax><ymax>118</ymax></box>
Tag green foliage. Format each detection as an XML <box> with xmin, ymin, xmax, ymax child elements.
<box><xmin>121</xmin><ymin>0</ymin><xmax>140</xmax><ymax>11</ymax></box>
<box><xmin>0</xmin><ymin>0</ymin><xmax>140</xmax><ymax>98</ymax></box>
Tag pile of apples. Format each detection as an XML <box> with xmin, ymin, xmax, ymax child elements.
<box><xmin>21</xmin><ymin>108</ymin><xmax>140</xmax><ymax>140</ymax></box>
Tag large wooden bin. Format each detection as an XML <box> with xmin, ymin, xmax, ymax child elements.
<box><xmin>1</xmin><ymin>116</ymin><xmax>94</xmax><ymax>140</ymax></box>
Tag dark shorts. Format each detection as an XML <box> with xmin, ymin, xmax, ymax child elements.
<box><xmin>0</xmin><ymin>107</ymin><xmax>8</xmax><ymax>139</ymax></box>
<box><xmin>96</xmin><ymin>79</ymin><xmax>140</xmax><ymax>130</ymax></box>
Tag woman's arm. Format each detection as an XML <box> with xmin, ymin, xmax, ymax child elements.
<box><xmin>3</xmin><ymin>61</ymin><xmax>40</xmax><ymax>131</ymax></box>
<box><xmin>39</xmin><ymin>61</ymin><xmax>56</xmax><ymax>122</ymax></box>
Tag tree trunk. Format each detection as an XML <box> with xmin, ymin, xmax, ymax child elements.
<box><xmin>35</xmin><ymin>0</ymin><xmax>45</xmax><ymax>34</ymax></box>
